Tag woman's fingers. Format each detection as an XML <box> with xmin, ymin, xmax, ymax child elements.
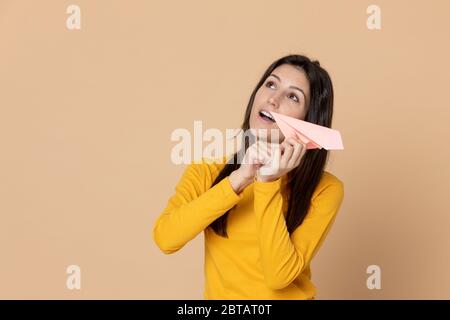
<box><xmin>280</xmin><ymin>140</ymin><xmax>293</xmax><ymax>168</ymax></box>
<box><xmin>246</xmin><ymin>137</ymin><xmax>305</xmax><ymax>175</ymax></box>
<box><xmin>245</xmin><ymin>143</ymin><xmax>261</xmax><ymax>165</ymax></box>
<box><xmin>258</xmin><ymin>140</ymin><xmax>272</xmax><ymax>154</ymax></box>
<box><xmin>279</xmin><ymin>141</ymin><xmax>287</xmax><ymax>154</ymax></box>
<box><xmin>245</xmin><ymin>141</ymin><xmax>271</xmax><ymax>165</ymax></box>
<box><xmin>288</xmin><ymin>139</ymin><xmax>304</xmax><ymax>167</ymax></box>
<box><xmin>285</xmin><ymin>137</ymin><xmax>306</xmax><ymax>168</ymax></box>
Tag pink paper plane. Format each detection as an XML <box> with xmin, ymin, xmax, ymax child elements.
<box><xmin>270</xmin><ymin>111</ymin><xmax>344</xmax><ymax>150</ymax></box>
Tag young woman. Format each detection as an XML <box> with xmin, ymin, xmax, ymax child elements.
<box><xmin>153</xmin><ymin>54</ymin><xmax>344</xmax><ymax>300</ymax></box>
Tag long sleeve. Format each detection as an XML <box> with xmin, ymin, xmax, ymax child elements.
<box><xmin>153</xmin><ymin>160</ymin><xmax>244</xmax><ymax>254</ymax></box>
<box><xmin>253</xmin><ymin>176</ymin><xmax>344</xmax><ymax>290</ymax></box>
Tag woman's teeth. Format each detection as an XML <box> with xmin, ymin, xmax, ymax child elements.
<box><xmin>259</xmin><ymin>110</ymin><xmax>275</xmax><ymax>122</ymax></box>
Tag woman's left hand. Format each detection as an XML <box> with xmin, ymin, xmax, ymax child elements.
<box><xmin>256</xmin><ymin>137</ymin><xmax>307</xmax><ymax>182</ymax></box>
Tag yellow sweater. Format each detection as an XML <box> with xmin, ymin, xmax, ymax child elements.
<box><xmin>153</xmin><ymin>158</ymin><xmax>344</xmax><ymax>300</ymax></box>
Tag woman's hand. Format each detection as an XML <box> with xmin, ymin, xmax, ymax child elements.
<box><xmin>255</xmin><ymin>137</ymin><xmax>307</xmax><ymax>183</ymax></box>
<box><xmin>228</xmin><ymin>141</ymin><xmax>266</xmax><ymax>193</ymax></box>
<box><xmin>228</xmin><ymin>137</ymin><xmax>307</xmax><ymax>193</ymax></box>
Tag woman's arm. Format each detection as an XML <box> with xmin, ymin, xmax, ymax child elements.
<box><xmin>153</xmin><ymin>160</ymin><xmax>244</xmax><ymax>254</ymax></box>
<box><xmin>253</xmin><ymin>177</ymin><xmax>344</xmax><ymax>290</ymax></box>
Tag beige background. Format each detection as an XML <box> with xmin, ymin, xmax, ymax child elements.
<box><xmin>1</xmin><ymin>0</ymin><xmax>449</xmax><ymax>299</ymax></box>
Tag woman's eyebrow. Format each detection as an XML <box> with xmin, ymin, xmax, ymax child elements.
<box><xmin>269</xmin><ymin>74</ymin><xmax>306</xmax><ymax>99</ymax></box>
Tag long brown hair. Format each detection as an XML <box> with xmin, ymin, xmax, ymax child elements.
<box><xmin>208</xmin><ymin>54</ymin><xmax>334</xmax><ymax>238</ymax></box>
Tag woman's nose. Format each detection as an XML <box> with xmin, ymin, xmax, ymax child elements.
<box><xmin>268</xmin><ymin>95</ymin><xmax>281</xmax><ymax>108</ymax></box>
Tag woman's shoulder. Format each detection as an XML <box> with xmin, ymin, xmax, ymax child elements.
<box><xmin>183</xmin><ymin>155</ymin><xmax>229</xmax><ymax>185</ymax></box>
<box><xmin>313</xmin><ymin>170</ymin><xmax>345</xmax><ymax>198</ymax></box>
<box><xmin>321</xmin><ymin>170</ymin><xmax>344</xmax><ymax>185</ymax></box>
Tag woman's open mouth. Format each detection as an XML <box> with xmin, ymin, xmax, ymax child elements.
<box><xmin>258</xmin><ymin>110</ymin><xmax>275</xmax><ymax>123</ymax></box>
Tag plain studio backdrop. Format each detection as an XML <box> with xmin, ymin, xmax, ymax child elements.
<box><xmin>1</xmin><ymin>0</ymin><xmax>449</xmax><ymax>299</ymax></box>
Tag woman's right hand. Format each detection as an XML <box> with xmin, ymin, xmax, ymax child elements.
<box><xmin>228</xmin><ymin>141</ymin><xmax>272</xmax><ymax>194</ymax></box>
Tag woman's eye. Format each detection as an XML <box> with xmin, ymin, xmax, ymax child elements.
<box><xmin>289</xmin><ymin>94</ymin><xmax>299</xmax><ymax>102</ymax></box>
<box><xmin>265</xmin><ymin>81</ymin><xmax>299</xmax><ymax>103</ymax></box>
<box><xmin>265</xmin><ymin>81</ymin><xmax>275</xmax><ymax>89</ymax></box>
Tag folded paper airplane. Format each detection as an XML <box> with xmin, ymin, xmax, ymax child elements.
<box><xmin>270</xmin><ymin>111</ymin><xmax>344</xmax><ymax>150</ymax></box>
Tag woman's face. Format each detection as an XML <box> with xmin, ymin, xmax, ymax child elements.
<box><xmin>249</xmin><ymin>64</ymin><xmax>310</xmax><ymax>142</ymax></box>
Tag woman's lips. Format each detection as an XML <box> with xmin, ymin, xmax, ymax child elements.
<box><xmin>259</xmin><ymin>113</ymin><xmax>273</xmax><ymax>124</ymax></box>
<box><xmin>258</xmin><ymin>110</ymin><xmax>276</xmax><ymax>124</ymax></box>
